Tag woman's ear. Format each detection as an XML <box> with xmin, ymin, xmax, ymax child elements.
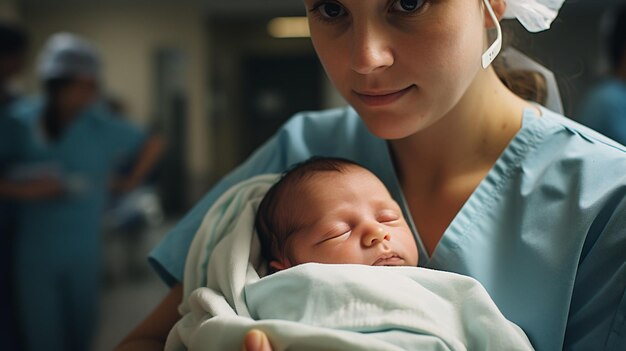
<box><xmin>484</xmin><ymin>0</ymin><xmax>507</xmax><ymax>28</ymax></box>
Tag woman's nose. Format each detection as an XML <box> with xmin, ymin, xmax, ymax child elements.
<box><xmin>351</xmin><ymin>23</ymin><xmax>394</xmax><ymax>75</ymax></box>
<box><xmin>362</xmin><ymin>226</ymin><xmax>391</xmax><ymax>247</ymax></box>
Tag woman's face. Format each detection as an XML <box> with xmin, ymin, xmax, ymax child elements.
<box><xmin>305</xmin><ymin>0</ymin><xmax>487</xmax><ymax>139</ymax></box>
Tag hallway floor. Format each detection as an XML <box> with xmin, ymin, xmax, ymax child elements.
<box><xmin>92</xmin><ymin>219</ymin><xmax>174</xmax><ymax>351</ymax></box>
<box><xmin>93</xmin><ymin>275</ymin><xmax>168</xmax><ymax>351</ymax></box>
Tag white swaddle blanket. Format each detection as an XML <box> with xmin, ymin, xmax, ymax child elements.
<box><xmin>165</xmin><ymin>174</ymin><xmax>534</xmax><ymax>351</ymax></box>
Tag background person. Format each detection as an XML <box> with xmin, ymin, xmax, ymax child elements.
<box><xmin>577</xmin><ymin>5</ymin><xmax>626</xmax><ymax>145</ymax></box>
<box><xmin>7</xmin><ymin>32</ymin><xmax>164</xmax><ymax>351</ymax></box>
<box><xmin>0</xmin><ymin>21</ymin><xmax>30</xmax><ymax>351</ymax></box>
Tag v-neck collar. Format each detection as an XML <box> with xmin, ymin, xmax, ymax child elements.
<box><xmin>382</xmin><ymin>108</ymin><xmax>542</xmax><ymax>267</ymax></box>
<box><xmin>34</xmin><ymin>105</ymin><xmax>92</xmax><ymax>151</ymax></box>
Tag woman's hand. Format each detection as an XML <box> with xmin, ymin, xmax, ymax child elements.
<box><xmin>241</xmin><ymin>329</ymin><xmax>274</xmax><ymax>351</ymax></box>
<box><xmin>110</xmin><ymin>134</ymin><xmax>165</xmax><ymax>195</ymax></box>
<box><xmin>116</xmin><ymin>284</ymin><xmax>183</xmax><ymax>351</ymax></box>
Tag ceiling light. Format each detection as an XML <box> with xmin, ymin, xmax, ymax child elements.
<box><xmin>267</xmin><ymin>17</ymin><xmax>310</xmax><ymax>38</ymax></box>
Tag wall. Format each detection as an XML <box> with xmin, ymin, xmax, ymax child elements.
<box><xmin>0</xmin><ymin>0</ymin><xmax>19</xmax><ymax>21</ymax></box>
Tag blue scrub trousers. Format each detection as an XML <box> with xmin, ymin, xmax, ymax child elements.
<box><xmin>1</xmin><ymin>201</ymin><xmax>23</xmax><ymax>351</ymax></box>
<box><xmin>7</xmin><ymin>99</ymin><xmax>147</xmax><ymax>351</ymax></box>
<box><xmin>14</xmin><ymin>226</ymin><xmax>100</xmax><ymax>351</ymax></box>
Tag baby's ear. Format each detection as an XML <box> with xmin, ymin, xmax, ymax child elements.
<box><xmin>269</xmin><ymin>259</ymin><xmax>290</xmax><ymax>271</ymax></box>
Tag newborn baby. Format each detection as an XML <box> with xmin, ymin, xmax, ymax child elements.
<box><xmin>167</xmin><ymin>157</ymin><xmax>534</xmax><ymax>351</ymax></box>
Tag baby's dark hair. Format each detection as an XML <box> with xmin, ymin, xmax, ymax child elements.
<box><xmin>255</xmin><ymin>156</ymin><xmax>363</xmax><ymax>265</ymax></box>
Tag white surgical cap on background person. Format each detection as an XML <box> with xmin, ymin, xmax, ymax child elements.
<box><xmin>38</xmin><ymin>32</ymin><xmax>101</xmax><ymax>81</ymax></box>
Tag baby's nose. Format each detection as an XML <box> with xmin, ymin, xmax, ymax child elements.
<box><xmin>362</xmin><ymin>226</ymin><xmax>391</xmax><ymax>247</ymax></box>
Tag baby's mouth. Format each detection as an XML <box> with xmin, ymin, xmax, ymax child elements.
<box><xmin>372</xmin><ymin>253</ymin><xmax>404</xmax><ymax>266</ymax></box>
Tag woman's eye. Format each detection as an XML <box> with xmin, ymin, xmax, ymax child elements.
<box><xmin>391</xmin><ymin>0</ymin><xmax>426</xmax><ymax>13</ymax></box>
<box><xmin>316</xmin><ymin>2</ymin><xmax>347</xmax><ymax>19</ymax></box>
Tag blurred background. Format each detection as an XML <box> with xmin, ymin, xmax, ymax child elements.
<box><xmin>0</xmin><ymin>0</ymin><xmax>624</xmax><ymax>350</ymax></box>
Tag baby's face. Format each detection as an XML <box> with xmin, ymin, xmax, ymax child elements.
<box><xmin>278</xmin><ymin>166</ymin><xmax>418</xmax><ymax>269</ymax></box>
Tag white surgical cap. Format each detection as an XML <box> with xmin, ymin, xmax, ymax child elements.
<box><xmin>38</xmin><ymin>32</ymin><xmax>101</xmax><ymax>81</ymax></box>
<box><xmin>504</xmin><ymin>0</ymin><xmax>566</xmax><ymax>32</ymax></box>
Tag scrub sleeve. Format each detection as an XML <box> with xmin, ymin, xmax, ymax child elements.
<box><xmin>150</xmin><ymin>106</ymin><xmax>626</xmax><ymax>350</ymax></box>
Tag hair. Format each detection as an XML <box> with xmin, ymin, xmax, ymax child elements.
<box><xmin>490</xmin><ymin>20</ymin><xmax>549</xmax><ymax>106</ymax></box>
<box><xmin>0</xmin><ymin>23</ymin><xmax>28</xmax><ymax>57</ymax></box>
<box><xmin>256</xmin><ymin>156</ymin><xmax>363</xmax><ymax>265</ymax></box>
<box><xmin>609</xmin><ymin>5</ymin><xmax>626</xmax><ymax>70</ymax></box>
<box><xmin>42</xmin><ymin>77</ymin><xmax>74</xmax><ymax>141</ymax></box>
<box><xmin>496</xmin><ymin>67</ymin><xmax>548</xmax><ymax>106</ymax></box>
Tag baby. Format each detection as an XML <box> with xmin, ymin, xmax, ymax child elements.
<box><xmin>255</xmin><ymin>156</ymin><xmax>419</xmax><ymax>272</ymax></box>
<box><xmin>167</xmin><ymin>157</ymin><xmax>534</xmax><ymax>350</ymax></box>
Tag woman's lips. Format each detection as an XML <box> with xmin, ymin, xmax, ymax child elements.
<box><xmin>354</xmin><ymin>85</ymin><xmax>415</xmax><ymax>107</ymax></box>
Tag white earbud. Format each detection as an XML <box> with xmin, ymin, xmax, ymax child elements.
<box><xmin>481</xmin><ymin>0</ymin><xmax>503</xmax><ymax>69</ymax></box>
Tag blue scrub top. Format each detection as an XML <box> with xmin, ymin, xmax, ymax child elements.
<box><xmin>6</xmin><ymin>99</ymin><xmax>147</xmax><ymax>249</ymax></box>
<box><xmin>577</xmin><ymin>79</ymin><xmax>626</xmax><ymax>146</ymax></box>
<box><xmin>0</xmin><ymin>98</ymin><xmax>28</xmax><ymax>234</ymax></box>
<box><xmin>150</xmin><ymin>106</ymin><xmax>626</xmax><ymax>350</ymax></box>
<box><xmin>0</xmin><ymin>98</ymin><xmax>28</xmax><ymax>170</ymax></box>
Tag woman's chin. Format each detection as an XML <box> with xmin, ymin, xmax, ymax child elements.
<box><xmin>357</xmin><ymin>112</ymin><xmax>427</xmax><ymax>140</ymax></box>
<box><xmin>350</xmin><ymin>100</ymin><xmax>432</xmax><ymax>140</ymax></box>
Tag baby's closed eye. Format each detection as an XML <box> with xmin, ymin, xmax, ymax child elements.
<box><xmin>376</xmin><ymin>210</ymin><xmax>400</xmax><ymax>223</ymax></box>
<box><xmin>318</xmin><ymin>224</ymin><xmax>352</xmax><ymax>244</ymax></box>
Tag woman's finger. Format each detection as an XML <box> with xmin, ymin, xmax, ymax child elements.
<box><xmin>242</xmin><ymin>329</ymin><xmax>273</xmax><ymax>351</ymax></box>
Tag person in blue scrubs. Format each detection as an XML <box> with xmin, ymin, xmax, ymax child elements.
<box><xmin>119</xmin><ymin>1</ymin><xmax>625</xmax><ymax>350</ymax></box>
<box><xmin>0</xmin><ymin>22</ymin><xmax>30</xmax><ymax>351</ymax></box>
<box><xmin>577</xmin><ymin>5</ymin><xmax>626</xmax><ymax>145</ymax></box>
<box><xmin>7</xmin><ymin>33</ymin><xmax>164</xmax><ymax>351</ymax></box>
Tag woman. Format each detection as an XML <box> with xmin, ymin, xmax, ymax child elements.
<box><xmin>8</xmin><ymin>33</ymin><xmax>163</xmax><ymax>351</ymax></box>
<box><xmin>119</xmin><ymin>0</ymin><xmax>625</xmax><ymax>350</ymax></box>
